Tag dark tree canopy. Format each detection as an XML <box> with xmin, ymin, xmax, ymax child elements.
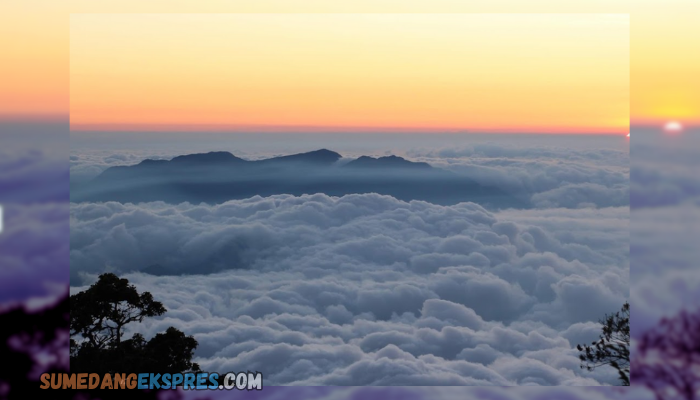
<box><xmin>577</xmin><ymin>302</ymin><xmax>630</xmax><ymax>386</ymax></box>
<box><xmin>632</xmin><ymin>308</ymin><xmax>700</xmax><ymax>400</ymax></box>
<box><xmin>70</xmin><ymin>273</ymin><xmax>166</xmax><ymax>348</ymax></box>
<box><xmin>0</xmin><ymin>293</ymin><xmax>69</xmax><ymax>399</ymax></box>
<box><xmin>70</xmin><ymin>273</ymin><xmax>200</xmax><ymax>375</ymax></box>
<box><xmin>0</xmin><ymin>292</ymin><xmax>171</xmax><ymax>400</ymax></box>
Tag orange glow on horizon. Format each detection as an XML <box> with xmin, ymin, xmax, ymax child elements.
<box><xmin>631</xmin><ymin>2</ymin><xmax>700</xmax><ymax>126</ymax></box>
<box><xmin>4</xmin><ymin>1</ymin><xmax>699</xmax><ymax>130</ymax></box>
<box><xmin>68</xmin><ymin>122</ymin><xmax>626</xmax><ymax>134</ymax></box>
<box><xmin>68</xmin><ymin>14</ymin><xmax>629</xmax><ymax>134</ymax></box>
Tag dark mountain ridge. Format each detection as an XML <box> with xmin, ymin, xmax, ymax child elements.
<box><xmin>71</xmin><ymin>149</ymin><xmax>528</xmax><ymax>209</ymax></box>
<box><xmin>344</xmin><ymin>155</ymin><xmax>431</xmax><ymax>169</ymax></box>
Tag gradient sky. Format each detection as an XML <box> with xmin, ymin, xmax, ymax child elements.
<box><xmin>1</xmin><ymin>1</ymin><xmax>698</xmax><ymax>132</ymax></box>
<box><xmin>69</xmin><ymin>14</ymin><xmax>629</xmax><ymax>133</ymax></box>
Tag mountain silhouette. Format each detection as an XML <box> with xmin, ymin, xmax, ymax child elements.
<box><xmin>344</xmin><ymin>155</ymin><xmax>431</xmax><ymax>169</ymax></box>
<box><xmin>256</xmin><ymin>149</ymin><xmax>341</xmax><ymax>165</ymax></box>
<box><xmin>170</xmin><ymin>151</ymin><xmax>246</xmax><ymax>165</ymax></box>
<box><xmin>70</xmin><ymin>149</ymin><xmax>527</xmax><ymax>208</ymax></box>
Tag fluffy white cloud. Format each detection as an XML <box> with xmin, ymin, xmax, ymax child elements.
<box><xmin>1</xmin><ymin>148</ymin><xmax>68</xmax><ymax>203</ymax></box>
<box><xmin>407</xmin><ymin>143</ymin><xmax>629</xmax><ymax>209</ymax></box>
<box><xmin>0</xmin><ymin>137</ymin><xmax>69</xmax><ymax>305</ymax></box>
<box><xmin>629</xmin><ymin>129</ymin><xmax>700</xmax><ymax>337</ymax></box>
<box><xmin>631</xmin><ymin>129</ymin><xmax>700</xmax><ymax>208</ymax></box>
<box><xmin>174</xmin><ymin>385</ymin><xmax>654</xmax><ymax>400</ymax></box>
<box><xmin>0</xmin><ymin>203</ymin><xmax>69</xmax><ymax>305</ymax></box>
<box><xmin>70</xmin><ymin>193</ymin><xmax>628</xmax><ymax>385</ymax></box>
<box><xmin>630</xmin><ymin>203</ymin><xmax>700</xmax><ymax>337</ymax></box>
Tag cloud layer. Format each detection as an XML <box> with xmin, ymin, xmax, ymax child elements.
<box><xmin>0</xmin><ymin>142</ymin><xmax>69</xmax><ymax>306</ymax></box>
<box><xmin>407</xmin><ymin>143</ymin><xmax>629</xmax><ymax>209</ymax></box>
<box><xmin>630</xmin><ymin>128</ymin><xmax>700</xmax><ymax>338</ymax></box>
<box><xmin>176</xmin><ymin>386</ymin><xmax>654</xmax><ymax>400</ymax></box>
<box><xmin>1</xmin><ymin>147</ymin><xmax>68</xmax><ymax>203</ymax></box>
<box><xmin>70</xmin><ymin>194</ymin><xmax>628</xmax><ymax>385</ymax></box>
<box><xmin>70</xmin><ymin>140</ymin><xmax>629</xmax><ymax>210</ymax></box>
<box><xmin>631</xmin><ymin>128</ymin><xmax>700</xmax><ymax>209</ymax></box>
<box><xmin>0</xmin><ymin>202</ymin><xmax>69</xmax><ymax>305</ymax></box>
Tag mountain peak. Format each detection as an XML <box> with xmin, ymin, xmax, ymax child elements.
<box><xmin>344</xmin><ymin>155</ymin><xmax>431</xmax><ymax>169</ymax></box>
<box><xmin>169</xmin><ymin>151</ymin><xmax>243</xmax><ymax>164</ymax></box>
<box><xmin>137</xmin><ymin>159</ymin><xmax>168</xmax><ymax>166</ymax></box>
<box><xmin>76</xmin><ymin>148</ymin><xmax>524</xmax><ymax>209</ymax></box>
<box><xmin>258</xmin><ymin>149</ymin><xmax>342</xmax><ymax>165</ymax></box>
<box><xmin>313</xmin><ymin>149</ymin><xmax>341</xmax><ymax>157</ymax></box>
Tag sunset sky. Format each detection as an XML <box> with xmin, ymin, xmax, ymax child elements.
<box><xmin>69</xmin><ymin>14</ymin><xmax>628</xmax><ymax>133</ymax></box>
<box><xmin>1</xmin><ymin>1</ymin><xmax>698</xmax><ymax>132</ymax></box>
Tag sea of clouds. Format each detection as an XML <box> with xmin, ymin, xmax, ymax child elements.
<box><xmin>176</xmin><ymin>386</ymin><xmax>653</xmax><ymax>400</ymax></box>
<box><xmin>629</xmin><ymin>128</ymin><xmax>700</xmax><ymax>339</ymax></box>
<box><xmin>407</xmin><ymin>144</ymin><xmax>629</xmax><ymax>209</ymax></box>
<box><xmin>13</xmin><ymin>123</ymin><xmax>700</xmax><ymax>393</ymax></box>
<box><xmin>0</xmin><ymin>141</ymin><xmax>69</xmax><ymax>306</ymax></box>
<box><xmin>69</xmin><ymin>195</ymin><xmax>628</xmax><ymax>385</ymax></box>
<box><xmin>66</xmin><ymin>136</ymin><xmax>631</xmax><ymax>386</ymax></box>
<box><xmin>70</xmin><ymin>135</ymin><xmax>630</xmax><ymax>210</ymax></box>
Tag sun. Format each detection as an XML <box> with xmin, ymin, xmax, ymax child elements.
<box><xmin>664</xmin><ymin>121</ymin><xmax>683</xmax><ymax>132</ymax></box>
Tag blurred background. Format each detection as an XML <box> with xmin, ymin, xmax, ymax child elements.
<box><xmin>2</xmin><ymin>0</ymin><xmax>699</xmax><ymax>398</ymax></box>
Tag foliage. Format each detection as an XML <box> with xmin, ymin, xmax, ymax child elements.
<box><xmin>70</xmin><ymin>273</ymin><xmax>200</xmax><ymax>375</ymax></box>
<box><xmin>577</xmin><ymin>302</ymin><xmax>630</xmax><ymax>385</ymax></box>
<box><xmin>632</xmin><ymin>308</ymin><xmax>700</xmax><ymax>400</ymax></box>
<box><xmin>0</xmin><ymin>294</ymin><xmax>70</xmax><ymax>399</ymax></box>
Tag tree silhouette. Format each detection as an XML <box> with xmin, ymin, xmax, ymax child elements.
<box><xmin>632</xmin><ymin>308</ymin><xmax>700</xmax><ymax>400</ymax></box>
<box><xmin>577</xmin><ymin>302</ymin><xmax>630</xmax><ymax>385</ymax></box>
<box><xmin>0</xmin><ymin>291</ymin><xmax>173</xmax><ymax>399</ymax></box>
<box><xmin>70</xmin><ymin>273</ymin><xmax>200</xmax><ymax>375</ymax></box>
<box><xmin>70</xmin><ymin>273</ymin><xmax>166</xmax><ymax>349</ymax></box>
<box><xmin>0</xmin><ymin>293</ymin><xmax>69</xmax><ymax>399</ymax></box>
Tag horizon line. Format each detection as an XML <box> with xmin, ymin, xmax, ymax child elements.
<box><xmin>68</xmin><ymin>122</ymin><xmax>628</xmax><ymax>135</ymax></box>
<box><xmin>7</xmin><ymin>115</ymin><xmax>700</xmax><ymax>130</ymax></box>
